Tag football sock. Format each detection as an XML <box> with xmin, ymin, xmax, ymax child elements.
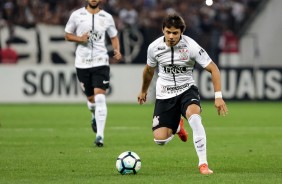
<box><xmin>94</xmin><ymin>94</ymin><xmax>107</xmax><ymax>138</ymax></box>
<box><xmin>188</xmin><ymin>114</ymin><xmax>208</xmax><ymax>166</ymax></box>
<box><xmin>87</xmin><ymin>100</ymin><xmax>95</xmax><ymax>116</ymax></box>
<box><xmin>154</xmin><ymin>135</ymin><xmax>174</xmax><ymax>145</ymax></box>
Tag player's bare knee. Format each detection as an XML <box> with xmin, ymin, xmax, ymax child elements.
<box><xmin>186</xmin><ymin>104</ymin><xmax>201</xmax><ymax>118</ymax></box>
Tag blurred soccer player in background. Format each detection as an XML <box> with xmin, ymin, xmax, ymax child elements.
<box><xmin>65</xmin><ymin>0</ymin><xmax>122</xmax><ymax>147</ymax></box>
<box><xmin>138</xmin><ymin>13</ymin><xmax>228</xmax><ymax>174</ymax></box>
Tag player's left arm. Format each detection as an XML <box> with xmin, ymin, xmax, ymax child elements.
<box><xmin>110</xmin><ymin>36</ymin><xmax>122</xmax><ymax>62</ymax></box>
<box><xmin>205</xmin><ymin>61</ymin><xmax>228</xmax><ymax>116</ymax></box>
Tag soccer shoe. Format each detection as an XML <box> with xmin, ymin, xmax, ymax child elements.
<box><xmin>91</xmin><ymin>117</ymin><xmax>97</xmax><ymax>133</ymax></box>
<box><xmin>177</xmin><ymin>118</ymin><xmax>188</xmax><ymax>142</ymax></box>
<box><xmin>199</xmin><ymin>164</ymin><xmax>213</xmax><ymax>174</ymax></box>
<box><xmin>94</xmin><ymin>136</ymin><xmax>104</xmax><ymax>147</ymax></box>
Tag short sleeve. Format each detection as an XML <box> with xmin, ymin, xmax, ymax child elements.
<box><xmin>106</xmin><ymin>16</ymin><xmax>118</xmax><ymax>38</ymax></box>
<box><xmin>65</xmin><ymin>12</ymin><xmax>76</xmax><ymax>34</ymax></box>
<box><xmin>147</xmin><ymin>44</ymin><xmax>157</xmax><ymax>67</ymax></box>
<box><xmin>189</xmin><ymin>39</ymin><xmax>212</xmax><ymax>68</ymax></box>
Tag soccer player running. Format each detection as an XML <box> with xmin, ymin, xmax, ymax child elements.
<box><xmin>137</xmin><ymin>13</ymin><xmax>228</xmax><ymax>174</ymax></box>
<box><xmin>65</xmin><ymin>0</ymin><xmax>122</xmax><ymax>147</ymax></box>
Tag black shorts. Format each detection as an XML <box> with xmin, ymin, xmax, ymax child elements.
<box><xmin>76</xmin><ymin>66</ymin><xmax>110</xmax><ymax>97</ymax></box>
<box><xmin>152</xmin><ymin>85</ymin><xmax>201</xmax><ymax>134</ymax></box>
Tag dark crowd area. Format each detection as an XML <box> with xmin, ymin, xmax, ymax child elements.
<box><xmin>0</xmin><ymin>0</ymin><xmax>263</xmax><ymax>64</ymax></box>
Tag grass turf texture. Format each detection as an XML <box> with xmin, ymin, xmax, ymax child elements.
<box><xmin>0</xmin><ymin>102</ymin><xmax>282</xmax><ymax>184</ymax></box>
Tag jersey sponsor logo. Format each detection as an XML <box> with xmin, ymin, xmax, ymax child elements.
<box><xmin>160</xmin><ymin>83</ymin><xmax>191</xmax><ymax>94</ymax></box>
<box><xmin>97</xmin><ymin>57</ymin><xmax>107</xmax><ymax>63</ymax></box>
<box><xmin>166</xmin><ymin>83</ymin><xmax>190</xmax><ymax>92</ymax></box>
<box><xmin>163</xmin><ymin>64</ymin><xmax>188</xmax><ymax>74</ymax></box>
<box><xmin>88</xmin><ymin>30</ymin><xmax>102</xmax><ymax>42</ymax></box>
<box><xmin>99</xmin><ymin>14</ymin><xmax>106</xmax><ymax>17</ymax></box>
<box><xmin>81</xmin><ymin>57</ymin><xmax>109</xmax><ymax>66</ymax></box>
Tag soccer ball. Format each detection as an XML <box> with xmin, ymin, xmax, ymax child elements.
<box><xmin>116</xmin><ymin>151</ymin><xmax>141</xmax><ymax>175</ymax></box>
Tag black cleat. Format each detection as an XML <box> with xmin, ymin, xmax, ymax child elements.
<box><xmin>91</xmin><ymin>117</ymin><xmax>97</xmax><ymax>133</ymax></box>
<box><xmin>94</xmin><ymin>136</ymin><xmax>104</xmax><ymax>147</ymax></box>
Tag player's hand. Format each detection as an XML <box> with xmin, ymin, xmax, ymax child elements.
<box><xmin>112</xmin><ymin>49</ymin><xmax>122</xmax><ymax>62</ymax></box>
<box><xmin>80</xmin><ymin>32</ymin><xmax>89</xmax><ymax>43</ymax></box>
<box><xmin>137</xmin><ymin>92</ymin><xmax>147</xmax><ymax>105</ymax></box>
<box><xmin>214</xmin><ymin>98</ymin><xmax>228</xmax><ymax>116</ymax></box>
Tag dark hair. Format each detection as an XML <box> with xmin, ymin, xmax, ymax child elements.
<box><xmin>162</xmin><ymin>13</ymin><xmax>186</xmax><ymax>33</ymax></box>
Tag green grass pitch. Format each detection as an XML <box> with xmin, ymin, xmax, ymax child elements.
<box><xmin>0</xmin><ymin>102</ymin><xmax>282</xmax><ymax>184</ymax></box>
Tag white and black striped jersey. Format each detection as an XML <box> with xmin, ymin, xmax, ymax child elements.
<box><xmin>147</xmin><ymin>35</ymin><xmax>212</xmax><ymax>99</ymax></box>
<box><xmin>65</xmin><ymin>8</ymin><xmax>118</xmax><ymax>68</ymax></box>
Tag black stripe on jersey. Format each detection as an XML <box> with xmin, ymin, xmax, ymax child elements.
<box><xmin>91</xmin><ymin>14</ymin><xmax>95</xmax><ymax>57</ymax></box>
<box><xmin>171</xmin><ymin>47</ymin><xmax>176</xmax><ymax>86</ymax></box>
<box><xmin>92</xmin><ymin>14</ymin><xmax>94</xmax><ymax>31</ymax></box>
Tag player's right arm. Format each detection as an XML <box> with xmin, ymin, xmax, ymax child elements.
<box><xmin>64</xmin><ymin>10</ymin><xmax>89</xmax><ymax>44</ymax></box>
<box><xmin>138</xmin><ymin>64</ymin><xmax>155</xmax><ymax>105</ymax></box>
<box><xmin>65</xmin><ymin>32</ymin><xmax>89</xmax><ymax>44</ymax></box>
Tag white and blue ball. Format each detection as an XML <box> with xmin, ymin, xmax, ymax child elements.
<box><xmin>116</xmin><ymin>151</ymin><xmax>141</xmax><ymax>175</ymax></box>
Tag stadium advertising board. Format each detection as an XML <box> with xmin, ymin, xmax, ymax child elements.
<box><xmin>194</xmin><ymin>68</ymin><xmax>281</xmax><ymax>100</ymax></box>
<box><xmin>0</xmin><ymin>24</ymin><xmax>145</xmax><ymax>65</ymax></box>
<box><xmin>0</xmin><ymin>66</ymin><xmax>280</xmax><ymax>103</ymax></box>
<box><xmin>0</xmin><ymin>25</ymin><xmax>281</xmax><ymax>102</ymax></box>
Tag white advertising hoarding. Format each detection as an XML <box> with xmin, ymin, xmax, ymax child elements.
<box><xmin>0</xmin><ymin>65</ymin><xmax>281</xmax><ymax>103</ymax></box>
<box><xmin>0</xmin><ymin>65</ymin><xmax>145</xmax><ymax>103</ymax></box>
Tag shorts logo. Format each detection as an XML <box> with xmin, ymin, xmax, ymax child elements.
<box><xmin>80</xmin><ymin>82</ymin><xmax>85</xmax><ymax>91</ymax></box>
<box><xmin>103</xmin><ymin>80</ymin><xmax>109</xmax><ymax>84</ymax></box>
<box><xmin>152</xmin><ymin>116</ymin><xmax>160</xmax><ymax>128</ymax></box>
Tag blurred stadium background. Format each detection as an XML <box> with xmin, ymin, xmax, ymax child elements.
<box><xmin>0</xmin><ymin>0</ymin><xmax>281</xmax><ymax>103</ymax></box>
